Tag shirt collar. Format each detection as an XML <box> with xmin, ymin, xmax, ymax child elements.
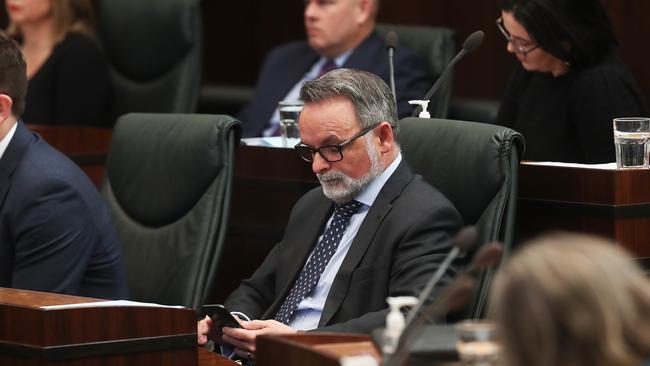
<box><xmin>355</xmin><ymin>152</ymin><xmax>402</xmax><ymax>207</ymax></box>
<box><xmin>0</xmin><ymin>122</ymin><xmax>18</xmax><ymax>161</ymax></box>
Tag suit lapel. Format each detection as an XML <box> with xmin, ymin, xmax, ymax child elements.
<box><xmin>343</xmin><ymin>31</ymin><xmax>383</xmax><ymax>72</ymax></box>
<box><xmin>0</xmin><ymin>122</ymin><xmax>31</xmax><ymax>211</ymax></box>
<box><xmin>272</xmin><ymin>50</ymin><xmax>319</xmax><ymax>105</ymax></box>
<box><xmin>319</xmin><ymin>161</ymin><xmax>414</xmax><ymax>326</ymax></box>
<box><xmin>263</xmin><ymin>193</ymin><xmax>333</xmax><ymax>319</ymax></box>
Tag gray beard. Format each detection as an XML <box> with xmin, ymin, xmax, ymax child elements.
<box><xmin>317</xmin><ymin>137</ymin><xmax>384</xmax><ymax>203</ymax></box>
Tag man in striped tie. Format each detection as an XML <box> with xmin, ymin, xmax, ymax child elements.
<box><xmin>198</xmin><ymin>69</ymin><xmax>461</xmax><ymax>362</ymax></box>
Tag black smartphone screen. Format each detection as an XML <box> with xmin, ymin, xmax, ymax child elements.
<box><xmin>203</xmin><ymin>304</ymin><xmax>242</xmax><ymax>329</ymax></box>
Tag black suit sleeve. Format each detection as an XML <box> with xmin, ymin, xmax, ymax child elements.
<box><xmin>224</xmin><ymin>243</ymin><xmax>281</xmax><ymax>319</ymax></box>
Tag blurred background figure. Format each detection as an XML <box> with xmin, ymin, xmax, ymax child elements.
<box><xmin>495</xmin><ymin>0</ymin><xmax>647</xmax><ymax>163</ymax></box>
<box><xmin>237</xmin><ymin>0</ymin><xmax>430</xmax><ymax>138</ymax></box>
<box><xmin>6</xmin><ymin>0</ymin><xmax>112</xmax><ymax>126</ymax></box>
<box><xmin>490</xmin><ymin>233</ymin><xmax>650</xmax><ymax>366</ymax></box>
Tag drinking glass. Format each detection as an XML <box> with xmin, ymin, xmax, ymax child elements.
<box><xmin>613</xmin><ymin>117</ymin><xmax>650</xmax><ymax>169</ymax></box>
<box><xmin>278</xmin><ymin>101</ymin><xmax>303</xmax><ymax>147</ymax></box>
<box><xmin>455</xmin><ymin>320</ymin><xmax>500</xmax><ymax>366</ymax></box>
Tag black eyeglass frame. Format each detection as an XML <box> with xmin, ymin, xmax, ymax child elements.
<box><xmin>294</xmin><ymin>122</ymin><xmax>382</xmax><ymax>163</ymax></box>
<box><xmin>496</xmin><ymin>17</ymin><xmax>540</xmax><ymax>57</ymax></box>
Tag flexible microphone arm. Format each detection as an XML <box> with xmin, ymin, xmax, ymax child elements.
<box><xmin>412</xmin><ymin>30</ymin><xmax>485</xmax><ymax>117</ymax></box>
<box><xmin>382</xmin><ymin>242</ymin><xmax>505</xmax><ymax>366</ymax></box>
<box><xmin>385</xmin><ymin>31</ymin><xmax>399</xmax><ymax>108</ymax></box>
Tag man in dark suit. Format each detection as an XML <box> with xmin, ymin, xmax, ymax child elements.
<box><xmin>198</xmin><ymin>69</ymin><xmax>461</xmax><ymax>360</ymax></box>
<box><xmin>0</xmin><ymin>32</ymin><xmax>128</xmax><ymax>299</ymax></box>
<box><xmin>238</xmin><ymin>0</ymin><xmax>431</xmax><ymax>137</ymax></box>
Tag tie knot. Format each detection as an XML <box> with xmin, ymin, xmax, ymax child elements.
<box><xmin>334</xmin><ymin>200</ymin><xmax>362</xmax><ymax>219</ymax></box>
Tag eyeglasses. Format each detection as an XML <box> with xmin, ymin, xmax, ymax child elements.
<box><xmin>294</xmin><ymin>123</ymin><xmax>381</xmax><ymax>163</ymax></box>
<box><xmin>496</xmin><ymin>17</ymin><xmax>540</xmax><ymax>57</ymax></box>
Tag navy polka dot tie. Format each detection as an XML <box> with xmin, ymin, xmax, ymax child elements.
<box><xmin>275</xmin><ymin>200</ymin><xmax>363</xmax><ymax>324</ymax></box>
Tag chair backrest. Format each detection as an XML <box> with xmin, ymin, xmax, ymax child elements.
<box><xmin>376</xmin><ymin>24</ymin><xmax>456</xmax><ymax>118</ymax></box>
<box><xmin>101</xmin><ymin>113</ymin><xmax>241</xmax><ymax>310</ymax></box>
<box><xmin>399</xmin><ymin>117</ymin><xmax>524</xmax><ymax>317</ymax></box>
<box><xmin>95</xmin><ymin>0</ymin><xmax>202</xmax><ymax>119</ymax></box>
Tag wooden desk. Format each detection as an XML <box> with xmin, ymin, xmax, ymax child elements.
<box><xmin>256</xmin><ymin>333</ymin><xmax>457</xmax><ymax>366</ymax></box>
<box><xmin>0</xmin><ymin>287</ymin><xmax>197</xmax><ymax>365</ymax></box>
<box><xmin>518</xmin><ymin>162</ymin><xmax>650</xmax><ymax>258</ymax></box>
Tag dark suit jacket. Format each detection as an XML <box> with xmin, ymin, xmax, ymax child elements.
<box><xmin>0</xmin><ymin>122</ymin><xmax>128</xmax><ymax>299</ymax></box>
<box><xmin>225</xmin><ymin>160</ymin><xmax>462</xmax><ymax>334</ymax></box>
<box><xmin>238</xmin><ymin>31</ymin><xmax>431</xmax><ymax>137</ymax></box>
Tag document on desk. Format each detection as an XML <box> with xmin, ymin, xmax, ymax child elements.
<box><xmin>241</xmin><ymin>136</ymin><xmax>300</xmax><ymax>148</ymax></box>
<box><xmin>522</xmin><ymin>161</ymin><xmax>617</xmax><ymax>170</ymax></box>
<box><xmin>40</xmin><ymin>300</ymin><xmax>185</xmax><ymax>310</ymax></box>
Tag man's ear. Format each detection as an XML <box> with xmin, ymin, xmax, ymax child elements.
<box><xmin>377</xmin><ymin>121</ymin><xmax>394</xmax><ymax>153</ymax></box>
<box><xmin>0</xmin><ymin>94</ymin><xmax>14</xmax><ymax>125</ymax></box>
<box><xmin>356</xmin><ymin>0</ymin><xmax>374</xmax><ymax>24</ymax></box>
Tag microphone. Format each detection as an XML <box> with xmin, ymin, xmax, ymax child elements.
<box><xmin>382</xmin><ymin>242</ymin><xmax>504</xmax><ymax>366</ymax></box>
<box><xmin>412</xmin><ymin>30</ymin><xmax>485</xmax><ymax>117</ymax></box>
<box><xmin>385</xmin><ymin>31</ymin><xmax>399</xmax><ymax>107</ymax></box>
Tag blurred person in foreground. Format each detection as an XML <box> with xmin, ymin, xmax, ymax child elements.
<box><xmin>6</xmin><ymin>0</ymin><xmax>112</xmax><ymax>126</ymax></box>
<box><xmin>495</xmin><ymin>0</ymin><xmax>647</xmax><ymax>163</ymax></box>
<box><xmin>0</xmin><ymin>30</ymin><xmax>127</xmax><ymax>299</ymax></box>
<box><xmin>198</xmin><ymin>69</ymin><xmax>461</xmax><ymax>361</ymax></box>
<box><xmin>490</xmin><ymin>232</ymin><xmax>650</xmax><ymax>366</ymax></box>
<box><xmin>238</xmin><ymin>0</ymin><xmax>431</xmax><ymax>137</ymax></box>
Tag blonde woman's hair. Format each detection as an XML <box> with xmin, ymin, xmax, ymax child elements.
<box><xmin>489</xmin><ymin>232</ymin><xmax>650</xmax><ymax>366</ymax></box>
<box><xmin>7</xmin><ymin>0</ymin><xmax>96</xmax><ymax>42</ymax></box>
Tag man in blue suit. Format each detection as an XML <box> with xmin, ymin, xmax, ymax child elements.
<box><xmin>239</xmin><ymin>0</ymin><xmax>431</xmax><ymax>137</ymax></box>
<box><xmin>0</xmin><ymin>32</ymin><xmax>128</xmax><ymax>299</ymax></box>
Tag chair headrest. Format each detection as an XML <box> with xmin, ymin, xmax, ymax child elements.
<box><xmin>106</xmin><ymin>113</ymin><xmax>240</xmax><ymax>226</ymax></box>
<box><xmin>399</xmin><ymin>117</ymin><xmax>524</xmax><ymax>225</ymax></box>
<box><xmin>96</xmin><ymin>0</ymin><xmax>200</xmax><ymax>81</ymax></box>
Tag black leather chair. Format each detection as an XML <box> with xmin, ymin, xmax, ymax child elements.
<box><xmin>399</xmin><ymin>117</ymin><xmax>524</xmax><ymax>317</ymax></box>
<box><xmin>95</xmin><ymin>0</ymin><xmax>202</xmax><ymax>119</ymax></box>
<box><xmin>376</xmin><ymin>24</ymin><xmax>456</xmax><ymax>119</ymax></box>
<box><xmin>101</xmin><ymin>113</ymin><xmax>241</xmax><ymax>310</ymax></box>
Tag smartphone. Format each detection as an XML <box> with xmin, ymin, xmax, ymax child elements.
<box><xmin>203</xmin><ymin>304</ymin><xmax>242</xmax><ymax>329</ymax></box>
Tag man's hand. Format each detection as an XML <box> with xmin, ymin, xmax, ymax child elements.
<box><xmin>222</xmin><ymin>319</ymin><xmax>297</xmax><ymax>359</ymax></box>
<box><xmin>197</xmin><ymin>315</ymin><xmax>214</xmax><ymax>346</ymax></box>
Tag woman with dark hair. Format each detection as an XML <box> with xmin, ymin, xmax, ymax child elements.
<box><xmin>495</xmin><ymin>0</ymin><xmax>647</xmax><ymax>163</ymax></box>
<box><xmin>6</xmin><ymin>0</ymin><xmax>112</xmax><ymax>126</ymax></box>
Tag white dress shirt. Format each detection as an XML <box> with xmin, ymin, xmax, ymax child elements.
<box><xmin>0</xmin><ymin>122</ymin><xmax>18</xmax><ymax>160</ymax></box>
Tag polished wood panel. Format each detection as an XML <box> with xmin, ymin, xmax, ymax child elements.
<box><xmin>0</xmin><ymin>287</ymin><xmax>198</xmax><ymax>365</ymax></box>
<box><xmin>256</xmin><ymin>333</ymin><xmax>380</xmax><ymax>366</ymax></box>
<box><xmin>198</xmin><ymin>348</ymin><xmax>239</xmax><ymax>366</ymax></box>
<box><xmin>518</xmin><ymin>162</ymin><xmax>650</xmax><ymax>257</ymax></box>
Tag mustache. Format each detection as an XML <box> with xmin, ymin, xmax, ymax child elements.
<box><xmin>317</xmin><ymin>170</ymin><xmax>349</xmax><ymax>184</ymax></box>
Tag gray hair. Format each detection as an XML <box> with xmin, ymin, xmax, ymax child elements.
<box><xmin>299</xmin><ymin>68</ymin><xmax>399</xmax><ymax>141</ymax></box>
